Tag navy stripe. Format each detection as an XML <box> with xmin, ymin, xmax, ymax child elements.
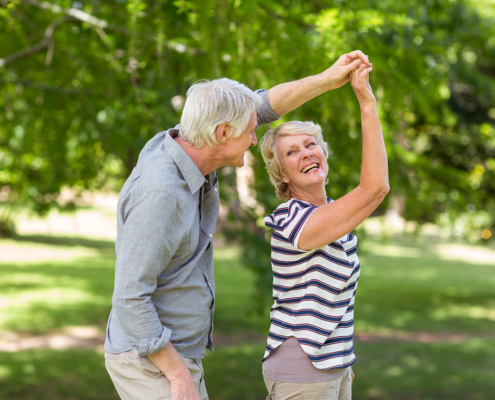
<box><xmin>273</xmin><ymin>264</ymin><xmax>352</xmax><ymax>282</ymax></box>
<box><xmin>267</xmin><ymin>204</ymin><xmax>305</xmax><ymax>231</ymax></box>
<box><xmin>267</xmin><ymin>333</ymin><xmax>354</xmax><ymax>348</ymax></box>
<box><xmin>274</xmin><ymin>279</ymin><xmax>347</xmax><ymax>295</ymax></box>
<box><xmin>345</xmin><ymin>245</ymin><xmax>357</xmax><ymax>256</ymax></box>
<box><xmin>267</xmin><ymin>332</ymin><xmax>288</xmax><ymax>342</ymax></box>
<box><xmin>275</xmin><ymin>306</ymin><xmax>348</xmax><ymax>321</ymax></box>
<box><xmin>319</xmin><ymin>357</ymin><xmax>356</xmax><ymax>371</ymax></box>
<box><xmin>271</xmin><ymin>245</ymin><xmax>306</xmax><ymax>256</ymax></box>
<box><xmin>336</xmin><ymin>319</ymin><xmax>354</xmax><ymax>328</ymax></box>
<box><xmin>274</xmin><ymin>293</ymin><xmax>351</xmax><ymax>308</ymax></box>
<box><xmin>272</xmin><ymin>231</ymin><xmax>290</xmax><ymax>243</ymax></box>
<box><xmin>340</xmin><ymin>233</ymin><xmax>354</xmax><ymax>244</ymax></box>
<box><xmin>272</xmin><ymin>249</ymin><xmax>354</xmax><ymax>268</ymax></box>
<box><xmin>349</xmin><ymin>264</ymin><xmax>361</xmax><ymax>278</ymax></box>
<box><xmin>328</xmin><ymin>242</ymin><xmax>345</xmax><ymax>251</ymax></box>
<box><xmin>308</xmin><ymin>345</ymin><xmax>355</xmax><ymax>362</ymax></box>
<box><xmin>271</xmin><ymin>318</ymin><xmax>333</xmax><ymax>336</ymax></box>
<box><xmin>273</xmin><ymin>207</ymin><xmax>289</xmax><ymax>216</ymax></box>
<box><xmin>342</xmin><ymin>281</ymin><xmax>357</xmax><ymax>293</ymax></box>
<box><xmin>323</xmin><ymin>334</ymin><xmax>354</xmax><ymax>345</ymax></box>
<box><xmin>288</xmin><ymin>206</ymin><xmax>316</xmax><ymax>245</ymax></box>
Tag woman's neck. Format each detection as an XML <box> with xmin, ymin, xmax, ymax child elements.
<box><xmin>289</xmin><ymin>184</ymin><xmax>327</xmax><ymax>207</ymax></box>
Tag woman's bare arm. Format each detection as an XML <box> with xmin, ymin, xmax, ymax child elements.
<box><xmin>298</xmin><ymin>64</ymin><xmax>389</xmax><ymax>251</ymax></box>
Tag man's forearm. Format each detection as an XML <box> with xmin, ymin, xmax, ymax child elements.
<box><xmin>148</xmin><ymin>341</ymin><xmax>189</xmax><ymax>379</ymax></box>
<box><xmin>267</xmin><ymin>74</ymin><xmax>330</xmax><ymax>117</ymax></box>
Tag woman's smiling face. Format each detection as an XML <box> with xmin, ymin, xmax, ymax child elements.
<box><xmin>275</xmin><ymin>134</ymin><xmax>328</xmax><ymax>195</ymax></box>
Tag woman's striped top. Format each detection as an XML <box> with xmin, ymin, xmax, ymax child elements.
<box><xmin>263</xmin><ymin>197</ymin><xmax>360</xmax><ymax>370</ymax></box>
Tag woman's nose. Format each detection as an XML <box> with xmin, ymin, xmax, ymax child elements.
<box><xmin>302</xmin><ymin>147</ymin><xmax>312</xmax><ymax>158</ymax></box>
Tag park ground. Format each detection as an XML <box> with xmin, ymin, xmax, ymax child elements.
<box><xmin>1</xmin><ymin>196</ymin><xmax>495</xmax><ymax>400</ymax></box>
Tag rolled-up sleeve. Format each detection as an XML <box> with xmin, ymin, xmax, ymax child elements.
<box><xmin>112</xmin><ymin>190</ymin><xmax>184</xmax><ymax>357</ymax></box>
<box><xmin>255</xmin><ymin>89</ymin><xmax>280</xmax><ymax>127</ymax></box>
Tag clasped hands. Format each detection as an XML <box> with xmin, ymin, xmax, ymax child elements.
<box><xmin>320</xmin><ymin>50</ymin><xmax>376</xmax><ymax>105</ymax></box>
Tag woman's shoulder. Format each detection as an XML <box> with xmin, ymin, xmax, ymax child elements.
<box><xmin>264</xmin><ymin>198</ymin><xmax>315</xmax><ymax>227</ymax></box>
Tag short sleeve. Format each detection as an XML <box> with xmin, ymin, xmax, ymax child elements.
<box><xmin>264</xmin><ymin>200</ymin><xmax>317</xmax><ymax>249</ymax></box>
<box><xmin>255</xmin><ymin>89</ymin><xmax>280</xmax><ymax>127</ymax></box>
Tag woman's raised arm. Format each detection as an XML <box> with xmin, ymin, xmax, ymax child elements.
<box><xmin>298</xmin><ymin>63</ymin><xmax>389</xmax><ymax>251</ymax></box>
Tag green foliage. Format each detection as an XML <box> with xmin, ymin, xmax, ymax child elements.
<box><xmin>1</xmin><ymin>0</ymin><xmax>495</xmax><ymax>306</ymax></box>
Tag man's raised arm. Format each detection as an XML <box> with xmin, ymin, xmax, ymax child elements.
<box><xmin>267</xmin><ymin>50</ymin><xmax>371</xmax><ymax>116</ymax></box>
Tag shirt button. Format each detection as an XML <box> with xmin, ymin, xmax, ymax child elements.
<box><xmin>209</xmin><ymin>233</ymin><xmax>212</xmax><ymax>237</ymax></box>
<box><xmin>208</xmin><ymin>283</ymin><xmax>211</xmax><ymax>287</ymax></box>
<box><xmin>214</xmin><ymin>188</ymin><xmax>217</xmax><ymax>192</ymax></box>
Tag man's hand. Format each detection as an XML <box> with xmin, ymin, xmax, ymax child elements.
<box><xmin>148</xmin><ymin>342</ymin><xmax>202</xmax><ymax>400</ymax></box>
<box><xmin>168</xmin><ymin>373</ymin><xmax>202</xmax><ymax>400</ymax></box>
<box><xmin>319</xmin><ymin>50</ymin><xmax>371</xmax><ymax>90</ymax></box>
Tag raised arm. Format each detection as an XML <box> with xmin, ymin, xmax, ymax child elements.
<box><xmin>298</xmin><ymin>63</ymin><xmax>389</xmax><ymax>250</ymax></box>
<box><xmin>267</xmin><ymin>50</ymin><xmax>370</xmax><ymax>116</ymax></box>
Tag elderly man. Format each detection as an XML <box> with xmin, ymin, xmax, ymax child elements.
<box><xmin>104</xmin><ymin>51</ymin><xmax>370</xmax><ymax>400</ymax></box>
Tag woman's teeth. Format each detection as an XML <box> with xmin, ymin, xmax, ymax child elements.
<box><xmin>302</xmin><ymin>163</ymin><xmax>318</xmax><ymax>173</ymax></box>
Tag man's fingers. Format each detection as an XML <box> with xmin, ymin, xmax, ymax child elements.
<box><xmin>346</xmin><ymin>50</ymin><xmax>370</xmax><ymax>65</ymax></box>
<box><xmin>346</xmin><ymin>59</ymin><xmax>362</xmax><ymax>72</ymax></box>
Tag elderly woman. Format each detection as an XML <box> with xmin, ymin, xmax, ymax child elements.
<box><xmin>259</xmin><ymin>63</ymin><xmax>389</xmax><ymax>399</ymax></box>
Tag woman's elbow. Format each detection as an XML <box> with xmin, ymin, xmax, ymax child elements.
<box><xmin>375</xmin><ymin>183</ymin><xmax>390</xmax><ymax>202</ymax></box>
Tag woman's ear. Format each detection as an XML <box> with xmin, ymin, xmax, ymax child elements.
<box><xmin>215</xmin><ymin>123</ymin><xmax>231</xmax><ymax>144</ymax></box>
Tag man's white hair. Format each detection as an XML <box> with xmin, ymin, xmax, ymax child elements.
<box><xmin>179</xmin><ymin>78</ymin><xmax>263</xmax><ymax>149</ymax></box>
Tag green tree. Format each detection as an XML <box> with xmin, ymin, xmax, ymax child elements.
<box><xmin>1</xmin><ymin>1</ymin><xmax>494</xmax><ymax>302</ymax></box>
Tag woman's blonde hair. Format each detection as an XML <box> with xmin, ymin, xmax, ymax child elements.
<box><xmin>259</xmin><ymin>121</ymin><xmax>329</xmax><ymax>201</ymax></box>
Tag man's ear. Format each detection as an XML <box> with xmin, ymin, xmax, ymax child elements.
<box><xmin>215</xmin><ymin>123</ymin><xmax>231</xmax><ymax>144</ymax></box>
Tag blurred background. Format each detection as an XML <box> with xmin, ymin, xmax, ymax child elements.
<box><xmin>1</xmin><ymin>0</ymin><xmax>495</xmax><ymax>399</ymax></box>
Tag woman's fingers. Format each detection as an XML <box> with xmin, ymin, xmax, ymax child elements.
<box><xmin>359</xmin><ymin>67</ymin><xmax>373</xmax><ymax>86</ymax></box>
<box><xmin>351</xmin><ymin>63</ymin><xmax>368</xmax><ymax>86</ymax></box>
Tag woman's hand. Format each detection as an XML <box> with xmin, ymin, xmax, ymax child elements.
<box><xmin>319</xmin><ymin>50</ymin><xmax>371</xmax><ymax>90</ymax></box>
<box><xmin>350</xmin><ymin>62</ymin><xmax>376</xmax><ymax>107</ymax></box>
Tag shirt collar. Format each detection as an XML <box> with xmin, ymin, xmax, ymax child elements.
<box><xmin>165</xmin><ymin>128</ymin><xmax>206</xmax><ymax>194</ymax></box>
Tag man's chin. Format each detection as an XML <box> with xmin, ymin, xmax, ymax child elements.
<box><xmin>237</xmin><ymin>155</ymin><xmax>245</xmax><ymax>167</ymax></box>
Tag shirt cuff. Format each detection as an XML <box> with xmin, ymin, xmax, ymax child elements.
<box><xmin>255</xmin><ymin>89</ymin><xmax>280</xmax><ymax>127</ymax></box>
<box><xmin>135</xmin><ymin>326</ymin><xmax>172</xmax><ymax>357</ymax></box>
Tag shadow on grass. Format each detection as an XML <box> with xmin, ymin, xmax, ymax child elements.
<box><xmin>0</xmin><ymin>349</ymin><xmax>119</xmax><ymax>400</ymax></box>
<box><xmin>9</xmin><ymin>233</ymin><xmax>115</xmax><ymax>253</ymax></box>
<box><xmin>352</xmin><ymin>340</ymin><xmax>495</xmax><ymax>400</ymax></box>
<box><xmin>0</xmin><ymin>257</ymin><xmax>115</xmax><ymax>333</ymax></box>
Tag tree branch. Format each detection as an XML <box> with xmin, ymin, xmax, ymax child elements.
<box><xmin>0</xmin><ymin>77</ymin><xmax>93</xmax><ymax>94</ymax></box>
<box><xmin>10</xmin><ymin>0</ymin><xmax>205</xmax><ymax>56</ymax></box>
<box><xmin>258</xmin><ymin>4</ymin><xmax>315</xmax><ymax>29</ymax></box>
<box><xmin>0</xmin><ymin>16</ymin><xmax>73</xmax><ymax>67</ymax></box>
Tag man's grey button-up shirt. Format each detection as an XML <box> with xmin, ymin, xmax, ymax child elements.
<box><xmin>104</xmin><ymin>88</ymin><xmax>279</xmax><ymax>359</ymax></box>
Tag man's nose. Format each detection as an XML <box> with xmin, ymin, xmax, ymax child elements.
<box><xmin>251</xmin><ymin>133</ymin><xmax>257</xmax><ymax>146</ymax></box>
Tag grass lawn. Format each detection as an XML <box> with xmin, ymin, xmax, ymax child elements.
<box><xmin>1</xmin><ymin>231</ymin><xmax>494</xmax><ymax>399</ymax></box>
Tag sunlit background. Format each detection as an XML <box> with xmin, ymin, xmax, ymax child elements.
<box><xmin>1</xmin><ymin>0</ymin><xmax>495</xmax><ymax>399</ymax></box>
